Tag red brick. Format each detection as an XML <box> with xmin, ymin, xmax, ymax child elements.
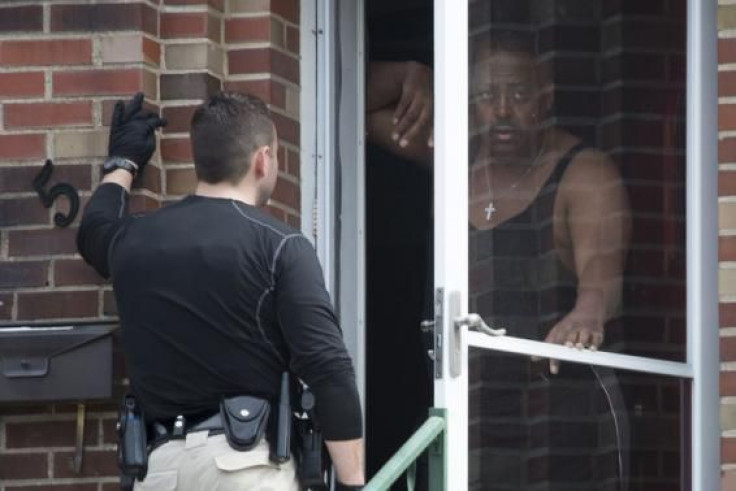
<box><xmin>16</xmin><ymin>290</ymin><xmax>98</xmax><ymax>320</ymax></box>
<box><xmin>54</xmin><ymin>259</ymin><xmax>106</xmax><ymax>286</ymax></box>
<box><xmin>0</xmin><ymin>260</ymin><xmax>48</xmax><ymax>288</ymax></box>
<box><xmin>166</xmin><ymin>167</ymin><xmax>196</xmax><ymax>195</ymax></box>
<box><xmin>722</xmin><ymin>337</ymin><xmax>736</xmax><ymax>362</ymax></box>
<box><xmin>6</xmin><ymin>419</ymin><xmax>98</xmax><ymax>448</ymax></box>
<box><xmin>102</xmin><ymin>418</ymin><xmax>118</xmax><ymax>445</ymax></box>
<box><xmin>161</xmin><ymin>137</ymin><xmax>193</xmax><ymax>163</ymax></box>
<box><xmin>722</xmin><ymin>236</ymin><xmax>736</xmax><ymax>262</ymax></box>
<box><xmin>0</xmin><ymin>164</ymin><xmax>91</xmax><ymax>193</ymax></box>
<box><xmin>721</xmin><ymin>71</ymin><xmax>736</xmax><ymax>98</ymax></box>
<box><xmin>0</xmin><ymin>72</ymin><xmax>45</xmax><ymax>98</ymax></box>
<box><xmin>723</xmin><ymin>437</ymin><xmax>736</xmax><ymax>464</ymax></box>
<box><xmin>53</xmin><ymin>69</ymin><xmax>143</xmax><ymax>97</ymax></box>
<box><xmin>51</xmin><ymin>3</ymin><xmax>157</xmax><ymax>36</ymax></box>
<box><xmin>143</xmin><ymin>37</ymin><xmax>161</xmax><ymax>66</ymax></box>
<box><xmin>226</xmin><ymin>17</ymin><xmax>271</xmax><ymax>43</ymax></box>
<box><xmin>228</xmin><ymin>48</ymin><xmax>299</xmax><ymax>83</ymax></box>
<box><xmin>164</xmin><ymin>0</ymin><xmax>224</xmax><ymax>9</ymax></box>
<box><xmin>0</xmin><ymin>453</ymin><xmax>47</xmax><ymax>480</ymax></box>
<box><xmin>721</xmin><ymin>372</ymin><xmax>736</xmax><ymax>396</ymax></box>
<box><xmin>8</xmin><ymin>228</ymin><xmax>77</xmax><ymax>256</ymax></box>
<box><xmin>161</xmin><ymin>12</ymin><xmax>208</xmax><ymax>39</ymax></box>
<box><xmin>720</xmin><ymin>137</ymin><xmax>736</xmax><ymax>164</ymax></box>
<box><xmin>5</xmin><ymin>102</ymin><xmax>92</xmax><ymax>129</ymax></box>
<box><xmin>271</xmin><ymin>177</ymin><xmax>299</xmax><ymax>210</ymax></box>
<box><xmin>272</xmin><ymin>112</ymin><xmax>299</xmax><ymax>145</ymax></box>
<box><xmin>287</xmin><ymin>149</ymin><xmax>300</xmax><ymax>178</ymax></box>
<box><xmin>0</xmin><ymin>39</ymin><xmax>91</xmax><ymax>66</ymax></box>
<box><xmin>162</xmin><ymin>105</ymin><xmax>198</xmax><ymax>134</ymax></box>
<box><xmin>0</xmin><ymin>293</ymin><xmax>12</xmax><ymax>320</ymax></box>
<box><xmin>286</xmin><ymin>25</ymin><xmax>299</xmax><ymax>54</ymax></box>
<box><xmin>0</xmin><ymin>198</ymin><xmax>48</xmax><ymax>227</ymax></box>
<box><xmin>139</xmin><ymin>163</ymin><xmax>162</xmax><ymax>194</ymax></box>
<box><xmin>224</xmin><ymin>79</ymin><xmax>285</xmax><ymax>108</ymax></box>
<box><xmin>720</xmin><ymin>38</ymin><xmax>736</xmax><ymax>65</ymax></box>
<box><xmin>271</xmin><ymin>0</ymin><xmax>298</xmax><ymax>23</ymax></box>
<box><xmin>721</xmin><ymin>104</ymin><xmax>736</xmax><ymax>132</ymax></box>
<box><xmin>0</xmin><ymin>5</ymin><xmax>43</xmax><ymax>32</ymax></box>
<box><xmin>0</xmin><ymin>133</ymin><xmax>46</xmax><ymax>161</ymax></box>
<box><xmin>129</xmin><ymin>194</ymin><xmax>161</xmax><ymax>214</ymax></box>
<box><xmin>722</xmin><ymin>303</ymin><xmax>736</xmax><ymax>327</ymax></box>
<box><xmin>721</xmin><ymin>170</ymin><xmax>736</xmax><ymax>196</ymax></box>
<box><xmin>53</xmin><ymin>449</ymin><xmax>117</xmax><ymax>478</ymax></box>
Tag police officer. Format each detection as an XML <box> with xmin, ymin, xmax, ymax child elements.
<box><xmin>77</xmin><ymin>92</ymin><xmax>364</xmax><ymax>490</ymax></box>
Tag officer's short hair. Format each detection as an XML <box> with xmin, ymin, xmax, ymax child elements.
<box><xmin>191</xmin><ymin>91</ymin><xmax>275</xmax><ymax>185</ymax></box>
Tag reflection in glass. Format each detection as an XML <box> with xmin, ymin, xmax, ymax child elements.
<box><xmin>467</xmin><ymin>0</ymin><xmax>686</xmax><ymax>489</ymax></box>
<box><xmin>469</xmin><ymin>349</ymin><xmax>689</xmax><ymax>490</ymax></box>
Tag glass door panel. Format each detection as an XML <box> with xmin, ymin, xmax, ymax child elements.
<box><xmin>468</xmin><ymin>347</ymin><xmax>690</xmax><ymax>490</ymax></box>
<box><xmin>467</xmin><ymin>0</ymin><xmax>687</xmax><ymax>363</ymax></box>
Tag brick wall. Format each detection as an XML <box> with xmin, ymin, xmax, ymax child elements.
<box><xmin>0</xmin><ymin>0</ymin><xmax>300</xmax><ymax>488</ymax></box>
<box><xmin>721</xmin><ymin>2</ymin><xmax>736</xmax><ymax>488</ymax></box>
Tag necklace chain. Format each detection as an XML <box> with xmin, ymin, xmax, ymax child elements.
<box><xmin>484</xmin><ymin>144</ymin><xmax>545</xmax><ymax>221</ymax></box>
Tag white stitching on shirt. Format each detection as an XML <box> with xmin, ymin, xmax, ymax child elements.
<box><xmin>255</xmin><ymin>285</ymin><xmax>286</xmax><ymax>365</ymax></box>
<box><xmin>231</xmin><ymin>201</ymin><xmax>288</xmax><ymax>237</ymax></box>
<box><xmin>117</xmin><ymin>187</ymin><xmax>126</xmax><ymax>218</ymax></box>
<box><xmin>271</xmin><ymin>234</ymin><xmax>302</xmax><ymax>279</ymax></box>
<box><xmin>231</xmin><ymin>200</ymin><xmax>304</xmax><ymax>366</ymax></box>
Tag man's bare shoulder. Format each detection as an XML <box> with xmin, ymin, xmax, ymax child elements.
<box><xmin>562</xmin><ymin>146</ymin><xmax>622</xmax><ymax>189</ymax></box>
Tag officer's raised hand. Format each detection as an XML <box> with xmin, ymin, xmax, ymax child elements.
<box><xmin>106</xmin><ymin>92</ymin><xmax>167</xmax><ymax>177</ymax></box>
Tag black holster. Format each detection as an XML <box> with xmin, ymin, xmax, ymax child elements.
<box><xmin>117</xmin><ymin>393</ymin><xmax>148</xmax><ymax>489</ymax></box>
<box><xmin>294</xmin><ymin>385</ymin><xmax>329</xmax><ymax>490</ymax></box>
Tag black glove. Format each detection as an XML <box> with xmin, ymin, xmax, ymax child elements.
<box><xmin>108</xmin><ymin>92</ymin><xmax>167</xmax><ymax>173</ymax></box>
<box><xmin>335</xmin><ymin>483</ymin><xmax>363</xmax><ymax>491</ymax></box>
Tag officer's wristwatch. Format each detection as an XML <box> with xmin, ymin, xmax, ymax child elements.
<box><xmin>102</xmin><ymin>156</ymin><xmax>138</xmax><ymax>177</ymax></box>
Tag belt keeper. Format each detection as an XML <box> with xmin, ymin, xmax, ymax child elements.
<box><xmin>172</xmin><ymin>415</ymin><xmax>185</xmax><ymax>438</ymax></box>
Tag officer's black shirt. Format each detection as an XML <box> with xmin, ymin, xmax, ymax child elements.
<box><xmin>77</xmin><ymin>183</ymin><xmax>362</xmax><ymax>440</ymax></box>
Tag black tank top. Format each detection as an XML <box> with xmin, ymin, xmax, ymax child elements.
<box><xmin>469</xmin><ymin>143</ymin><xmax>587</xmax><ymax>340</ymax></box>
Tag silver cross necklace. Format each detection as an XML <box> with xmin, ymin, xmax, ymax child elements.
<box><xmin>484</xmin><ymin>144</ymin><xmax>546</xmax><ymax>221</ymax></box>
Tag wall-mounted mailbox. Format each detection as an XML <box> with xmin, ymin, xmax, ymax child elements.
<box><xmin>0</xmin><ymin>323</ymin><xmax>117</xmax><ymax>402</ymax></box>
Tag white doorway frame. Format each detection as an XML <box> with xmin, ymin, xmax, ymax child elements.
<box><xmin>304</xmin><ymin>0</ymin><xmax>719</xmax><ymax>489</ymax></box>
<box><xmin>431</xmin><ymin>0</ymin><xmax>719</xmax><ymax>489</ymax></box>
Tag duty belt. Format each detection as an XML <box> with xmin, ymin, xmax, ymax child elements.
<box><xmin>148</xmin><ymin>411</ymin><xmax>223</xmax><ymax>452</ymax></box>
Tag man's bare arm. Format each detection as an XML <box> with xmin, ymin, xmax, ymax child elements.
<box><xmin>544</xmin><ymin>150</ymin><xmax>631</xmax><ymax>372</ymax></box>
<box><xmin>326</xmin><ymin>439</ymin><xmax>365</xmax><ymax>485</ymax></box>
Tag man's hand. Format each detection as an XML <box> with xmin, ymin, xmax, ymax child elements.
<box><xmin>392</xmin><ymin>61</ymin><xmax>433</xmax><ymax>149</ymax></box>
<box><xmin>108</xmin><ymin>92</ymin><xmax>167</xmax><ymax>172</ymax></box>
<box><xmin>541</xmin><ymin>306</ymin><xmax>604</xmax><ymax>375</ymax></box>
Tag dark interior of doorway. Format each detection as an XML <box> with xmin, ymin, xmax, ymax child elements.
<box><xmin>364</xmin><ymin>0</ymin><xmax>434</xmax><ymax>487</ymax></box>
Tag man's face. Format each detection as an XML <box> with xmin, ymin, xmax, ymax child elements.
<box><xmin>472</xmin><ymin>49</ymin><xmax>548</xmax><ymax>164</ymax></box>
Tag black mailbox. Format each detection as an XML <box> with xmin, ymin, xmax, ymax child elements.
<box><xmin>0</xmin><ymin>322</ymin><xmax>117</xmax><ymax>402</ymax></box>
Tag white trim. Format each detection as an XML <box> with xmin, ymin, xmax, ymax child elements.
<box><xmin>433</xmin><ymin>0</ymin><xmax>470</xmax><ymax>488</ymax></box>
<box><xmin>688</xmin><ymin>1</ymin><xmax>720</xmax><ymax>490</ymax></box>
<box><xmin>466</xmin><ymin>331</ymin><xmax>693</xmax><ymax>378</ymax></box>
<box><xmin>299</xmin><ymin>0</ymin><xmax>318</xmax><ymax>243</ymax></box>
<box><xmin>335</xmin><ymin>0</ymin><xmax>367</xmax><ymax>413</ymax></box>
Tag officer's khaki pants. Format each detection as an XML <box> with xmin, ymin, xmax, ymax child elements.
<box><xmin>134</xmin><ymin>432</ymin><xmax>299</xmax><ymax>491</ymax></box>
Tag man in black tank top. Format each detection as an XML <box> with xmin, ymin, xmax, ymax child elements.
<box><xmin>368</xmin><ymin>28</ymin><xmax>631</xmax><ymax>490</ymax></box>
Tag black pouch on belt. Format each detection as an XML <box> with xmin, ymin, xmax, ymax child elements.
<box><xmin>220</xmin><ymin>395</ymin><xmax>271</xmax><ymax>451</ymax></box>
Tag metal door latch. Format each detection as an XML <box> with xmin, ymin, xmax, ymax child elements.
<box><xmin>454</xmin><ymin>313</ymin><xmax>506</xmax><ymax>337</ymax></box>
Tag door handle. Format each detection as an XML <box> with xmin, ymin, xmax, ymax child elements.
<box><xmin>454</xmin><ymin>314</ymin><xmax>506</xmax><ymax>337</ymax></box>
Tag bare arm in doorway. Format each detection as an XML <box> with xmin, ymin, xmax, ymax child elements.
<box><xmin>366</xmin><ymin>61</ymin><xmax>434</xmax><ymax>165</ymax></box>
